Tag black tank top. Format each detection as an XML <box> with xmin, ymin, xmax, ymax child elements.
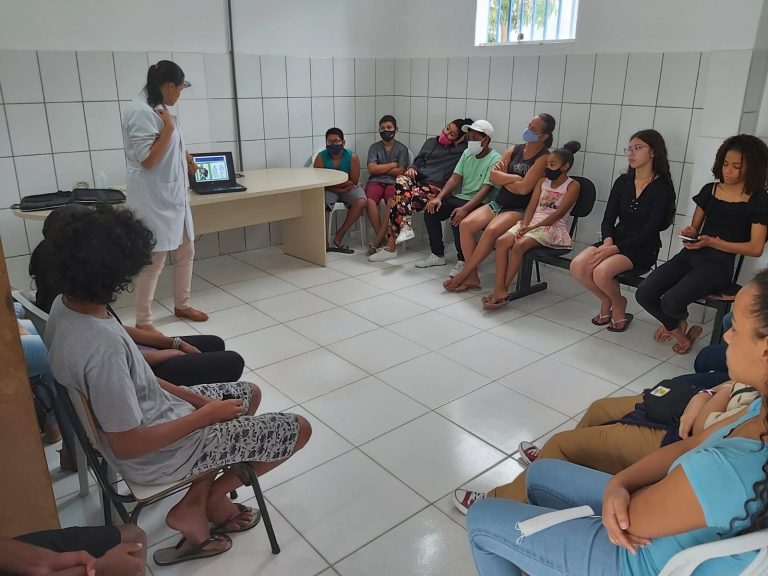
<box><xmin>496</xmin><ymin>144</ymin><xmax>549</xmax><ymax>210</ymax></box>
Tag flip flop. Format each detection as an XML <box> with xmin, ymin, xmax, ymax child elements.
<box><xmin>607</xmin><ymin>313</ymin><xmax>634</xmax><ymax>333</ymax></box>
<box><xmin>153</xmin><ymin>534</ymin><xmax>232</xmax><ymax>566</ymax></box>
<box><xmin>327</xmin><ymin>244</ymin><xmax>355</xmax><ymax>254</ymax></box>
<box><xmin>654</xmin><ymin>325</ymin><xmax>673</xmax><ymax>343</ymax></box>
<box><xmin>591</xmin><ymin>312</ymin><xmax>612</xmax><ymax>326</ymax></box>
<box><xmin>211</xmin><ymin>504</ymin><xmax>261</xmax><ymax>536</ymax></box>
<box><xmin>482</xmin><ymin>297</ymin><xmax>509</xmax><ymax>311</ymax></box>
<box><xmin>673</xmin><ymin>325</ymin><xmax>703</xmax><ymax>355</ymax></box>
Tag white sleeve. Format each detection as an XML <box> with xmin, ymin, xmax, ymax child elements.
<box><xmin>124</xmin><ymin>106</ymin><xmax>159</xmax><ymax>164</ymax></box>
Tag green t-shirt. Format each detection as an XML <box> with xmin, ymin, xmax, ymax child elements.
<box><xmin>453</xmin><ymin>148</ymin><xmax>501</xmax><ymax>201</ymax></box>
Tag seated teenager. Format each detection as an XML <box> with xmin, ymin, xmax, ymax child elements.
<box><xmin>44</xmin><ymin>206</ymin><xmax>312</xmax><ymax>564</ymax></box>
<box><xmin>445</xmin><ymin>113</ymin><xmax>554</xmax><ymax>291</ymax></box>
<box><xmin>1</xmin><ymin>525</ymin><xmax>145</xmax><ymax>576</ymax></box>
<box><xmin>313</xmin><ymin>127</ymin><xmax>367</xmax><ymax>254</ymax></box>
<box><xmin>368</xmin><ymin>118</ymin><xmax>471</xmax><ymax>261</ymax></box>
<box><xmin>29</xmin><ymin>206</ymin><xmax>245</xmax><ymax>388</ymax></box>
<box><xmin>636</xmin><ymin>134</ymin><xmax>768</xmax><ymax>354</ymax></box>
<box><xmin>466</xmin><ymin>271</ymin><xmax>768</xmax><ymax>575</ymax></box>
<box><xmin>364</xmin><ymin>115</ymin><xmax>410</xmax><ymax>245</ymax></box>
<box><xmin>570</xmin><ymin>129</ymin><xmax>676</xmax><ymax>332</ymax></box>
<box><xmin>475</xmin><ymin>142</ymin><xmax>581</xmax><ymax>309</ymax></box>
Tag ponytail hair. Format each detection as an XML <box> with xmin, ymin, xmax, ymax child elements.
<box><xmin>145</xmin><ymin>60</ymin><xmax>186</xmax><ymax>107</ymax></box>
<box><xmin>538</xmin><ymin>113</ymin><xmax>556</xmax><ymax>148</ymax></box>
<box><xmin>552</xmin><ymin>140</ymin><xmax>581</xmax><ymax>169</ymax></box>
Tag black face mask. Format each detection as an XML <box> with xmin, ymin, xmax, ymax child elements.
<box><xmin>380</xmin><ymin>130</ymin><xmax>396</xmax><ymax>141</ymax></box>
<box><xmin>545</xmin><ymin>167</ymin><xmax>563</xmax><ymax>180</ymax></box>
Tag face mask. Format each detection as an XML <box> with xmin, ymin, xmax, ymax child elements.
<box><xmin>438</xmin><ymin>132</ymin><xmax>453</xmax><ymax>146</ymax></box>
<box><xmin>522</xmin><ymin>129</ymin><xmax>541</xmax><ymax>143</ymax></box>
<box><xmin>380</xmin><ymin>130</ymin><xmax>395</xmax><ymax>141</ymax></box>
<box><xmin>326</xmin><ymin>143</ymin><xmax>344</xmax><ymax>156</ymax></box>
<box><xmin>545</xmin><ymin>167</ymin><xmax>563</xmax><ymax>180</ymax></box>
<box><xmin>467</xmin><ymin>140</ymin><xmax>483</xmax><ymax>155</ymax></box>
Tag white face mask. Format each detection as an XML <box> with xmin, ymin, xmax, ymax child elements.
<box><xmin>467</xmin><ymin>140</ymin><xmax>483</xmax><ymax>155</ymax></box>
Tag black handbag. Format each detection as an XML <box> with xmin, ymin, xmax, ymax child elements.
<box><xmin>12</xmin><ymin>188</ymin><xmax>126</xmax><ymax>212</ymax></box>
<box><xmin>643</xmin><ymin>379</ymin><xmax>701</xmax><ymax>425</ymax></box>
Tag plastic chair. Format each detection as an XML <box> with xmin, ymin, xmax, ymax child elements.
<box><xmin>12</xmin><ymin>289</ymin><xmax>90</xmax><ymax>497</ymax></box>
<box><xmin>55</xmin><ymin>382</ymin><xmax>281</xmax><ymax>558</ymax></box>
<box><xmin>659</xmin><ymin>528</ymin><xmax>768</xmax><ymax>576</ymax></box>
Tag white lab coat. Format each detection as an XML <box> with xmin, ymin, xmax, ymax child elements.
<box><xmin>121</xmin><ymin>94</ymin><xmax>194</xmax><ymax>252</ymax></box>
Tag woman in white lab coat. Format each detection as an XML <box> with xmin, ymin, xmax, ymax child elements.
<box><xmin>122</xmin><ymin>60</ymin><xmax>208</xmax><ymax>330</ymax></box>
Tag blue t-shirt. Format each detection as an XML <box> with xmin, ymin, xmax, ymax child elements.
<box><xmin>622</xmin><ymin>398</ymin><xmax>767</xmax><ymax>575</ymax></box>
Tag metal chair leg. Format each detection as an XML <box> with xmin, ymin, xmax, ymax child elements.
<box><xmin>238</xmin><ymin>464</ymin><xmax>280</xmax><ymax>554</ymax></box>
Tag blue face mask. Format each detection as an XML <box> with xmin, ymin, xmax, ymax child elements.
<box><xmin>326</xmin><ymin>143</ymin><xmax>344</xmax><ymax>156</ymax></box>
<box><xmin>522</xmin><ymin>129</ymin><xmax>541</xmax><ymax>143</ymax></box>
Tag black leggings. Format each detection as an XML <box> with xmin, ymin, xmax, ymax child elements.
<box><xmin>151</xmin><ymin>335</ymin><xmax>245</xmax><ymax>387</ymax></box>
<box><xmin>635</xmin><ymin>249</ymin><xmax>733</xmax><ymax>331</ymax></box>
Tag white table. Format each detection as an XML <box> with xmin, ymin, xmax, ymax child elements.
<box><xmin>14</xmin><ymin>168</ymin><xmax>347</xmax><ymax>267</ymax></box>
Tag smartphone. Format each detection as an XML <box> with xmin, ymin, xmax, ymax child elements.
<box><xmin>678</xmin><ymin>234</ymin><xmax>699</xmax><ymax>243</ymax></box>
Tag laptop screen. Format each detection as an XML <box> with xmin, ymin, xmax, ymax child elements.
<box><xmin>192</xmin><ymin>155</ymin><xmax>230</xmax><ymax>183</ymax></box>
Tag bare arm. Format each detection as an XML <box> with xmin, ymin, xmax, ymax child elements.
<box><xmin>497</xmin><ymin>155</ymin><xmax>548</xmax><ymax>195</ymax></box>
<box><xmin>435</xmin><ymin>173</ymin><xmax>462</xmax><ymax>200</ymax></box>
<box><xmin>520</xmin><ymin>180</ymin><xmax>543</xmax><ymax>227</ymax></box>
<box><xmin>0</xmin><ymin>537</ymin><xmax>95</xmax><ymax>576</ymax></box>
<box><xmin>124</xmin><ymin>325</ymin><xmax>174</xmax><ymax>349</ymax></box>
<box><xmin>368</xmin><ymin>162</ymin><xmax>399</xmax><ymax>175</ymax></box>
<box><xmin>156</xmin><ymin>377</ymin><xmax>209</xmax><ymax>408</ymax></box>
<box><xmin>104</xmin><ymin>398</ymin><xmax>243</xmax><ymax>460</ymax></box>
<box><xmin>692</xmin><ymin>384</ymin><xmax>735</xmax><ymax>435</ymax></box>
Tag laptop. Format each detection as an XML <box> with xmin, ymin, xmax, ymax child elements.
<box><xmin>188</xmin><ymin>151</ymin><xmax>247</xmax><ymax>194</ymax></box>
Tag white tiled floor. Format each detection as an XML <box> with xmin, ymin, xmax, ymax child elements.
<box><xmin>48</xmin><ymin>243</ymin><xmax>714</xmax><ymax>575</ymax></box>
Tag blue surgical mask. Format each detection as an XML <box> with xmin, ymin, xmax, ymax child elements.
<box><xmin>522</xmin><ymin>129</ymin><xmax>541</xmax><ymax>143</ymax></box>
<box><xmin>326</xmin><ymin>143</ymin><xmax>344</xmax><ymax>156</ymax></box>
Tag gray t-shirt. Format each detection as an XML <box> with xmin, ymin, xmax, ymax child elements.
<box><xmin>366</xmin><ymin>140</ymin><xmax>410</xmax><ymax>184</ymax></box>
<box><xmin>45</xmin><ymin>296</ymin><xmax>206</xmax><ymax>484</ymax></box>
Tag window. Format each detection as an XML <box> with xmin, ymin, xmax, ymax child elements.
<box><xmin>475</xmin><ymin>0</ymin><xmax>579</xmax><ymax>45</ymax></box>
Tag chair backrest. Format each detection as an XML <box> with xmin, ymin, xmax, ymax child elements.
<box><xmin>12</xmin><ymin>289</ymin><xmax>48</xmax><ymax>336</ymax></box>
<box><xmin>56</xmin><ymin>382</ymin><xmax>101</xmax><ymax>451</ymax></box>
<box><xmin>659</xmin><ymin>528</ymin><xmax>768</xmax><ymax>576</ymax></box>
<box><xmin>567</xmin><ymin>176</ymin><xmax>597</xmax><ymax>237</ymax></box>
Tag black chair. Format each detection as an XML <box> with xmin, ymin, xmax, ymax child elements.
<box><xmin>506</xmin><ymin>176</ymin><xmax>597</xmax><ymax>301</ymax></box>
<box><xmin>55</xmin><ymin>382</ymin><xmax>281</xmax><ymax>556</ymax></box>
<box><xmin>700</xmin><ymin>255</ymin><xmax>744</xmax><ymax>344</ymax></box>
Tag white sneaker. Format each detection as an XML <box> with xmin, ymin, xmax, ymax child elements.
<box><xmin>518</xmin><ymin>441</ymin><xmax>541</xmax><ymax>468</ymax></box>
<box><xmin>415</xmin><ymin>253</ymin><xmax>447</xmax><ymax>268</ymax></box>
<box><xmin>453</xmin><ymin>489</ymin><xmax>487</xmax><ymax>515</ymax></box>
<box><xmin>368</xmin><ymin>248</ymin><xmax>397</xmax><ymax>262</ymax></box>
<box><xmin>448</xmin><ymin>260</ymin><xmax>465</xmax><ymax>278</ymax></box>
<box><xmin>396</xmin><ymin>226</ymin><xmax>415</xmax><ymax>245</ymax></box>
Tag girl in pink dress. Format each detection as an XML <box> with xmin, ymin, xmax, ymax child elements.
<box><xmin>481</xmin><ymin>141</ymin><xmax>581</xmax><ymax>310</ymax></box>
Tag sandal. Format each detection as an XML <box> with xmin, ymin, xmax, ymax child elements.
<box><xmin>327</xmin><ymin>244</ymin><xmax>355</xmax><ymax>254</ymax></box>
<box><xmin>673</xmin><ymin>325</ymin><xmax>703</xmax><ymax>355</ymax></box>
<box><xmin>591</xmin><ymin>312</ymin><xmax>612</xmax><ymax>326</ymax></box>
<box><xmin>153</xmin><ymin>534</ymin><xmax>232</xmax><ymax>566</ymax></box>
<box><xmin>482</xmin><ymin>297</ymin><xmax>509</xmax><ymax>311</ymax></box>
<box><xmin>607</xmin><ymin>313</ymin><xmax>634</xmax><ymax>333</ymax></box>
<box><xmin>654</xmin><ymin>324</ymin><xmax>673</xmax><ymax>343</ymax></box>
<box><xmin>211</xmin><ymin>503</ymin><xmax>261</xmax><ymax>536</ymax></box>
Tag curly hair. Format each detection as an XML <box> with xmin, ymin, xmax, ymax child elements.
<box><xmin>44</xmin><ymin>205</ymin><xmax>155</xmax><ymax>304</ymax></box>
<box><xmin>712</xmin><ymin>134</ymin><xmax>768</xmax><ymax>196</ymax></box>
<box><xmin>732</xmin><ymin>268</ymin><xmax>768</xmax><ymax>535</ymax></box>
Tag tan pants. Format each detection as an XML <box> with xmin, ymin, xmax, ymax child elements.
<box><xmin>489</xmin><ymin>395</ymin><xmax>666</xmax><ymax>502</ymax></box>
<box><xmin>134</xmin><ymin>231</ymin><xmax>195</xmax><ymax>327</ymax></box>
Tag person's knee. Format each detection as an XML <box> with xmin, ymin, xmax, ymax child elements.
<box><xmin>495</xmin><ymin>234</ymin><xmax>513</xmax><ymax>250</ymax></box>
<box><xmin>635</xmin><ymin>281</ymin><xmax>655</xmax><ymax>309</ymax></box>
<box><xmin>592</xmin><ymin>264</ymin><xmax>614</xmax><ymax>286</ymax></box>
<box><xmin>294</xmin><ymin>415</ymin><xmax>312</xmax><ymax>452</ymax></box>
<box><xmin>248</xmin><ymin>383</ymin><xmax>261</xmax><ymax>414</ymax></box>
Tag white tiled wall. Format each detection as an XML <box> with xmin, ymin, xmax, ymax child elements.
<box><xmin>0</xmin><ymin>48</ymin><xmax>719</xmax><ymax>289</ymax></box>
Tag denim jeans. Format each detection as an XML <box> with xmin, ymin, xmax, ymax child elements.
<box><xmin>467</xmin><ymin>460</ymin><xmax>620</xmax><ymax>576</ymax></box>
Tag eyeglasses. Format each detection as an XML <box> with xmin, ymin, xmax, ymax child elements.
<box><xmin>624</xmin><ymin>145</ymin><xmax>649</xmax><ymax>155</ymax></box>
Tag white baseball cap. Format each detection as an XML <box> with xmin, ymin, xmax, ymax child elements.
<box><xmin>462</xmin><ymin>119</ymin><xmax>494</xmax><ymax>138</ymax></box>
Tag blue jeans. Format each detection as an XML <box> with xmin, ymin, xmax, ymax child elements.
<box><xmin>467</xmin><ymin>460</ymin><xmax>620</xmax><ymax>576</ymax></box>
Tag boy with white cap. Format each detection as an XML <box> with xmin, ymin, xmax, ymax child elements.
<box><xmin>417</xmin><ymin>119</ymin><xmax>501</xmax><ymax>275</ymax></box>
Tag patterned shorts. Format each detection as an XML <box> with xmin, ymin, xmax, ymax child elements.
<box><xmin>185</xmin><ymin>381</ymin><xmax>301</xmax><ymax>478</ymax></box>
